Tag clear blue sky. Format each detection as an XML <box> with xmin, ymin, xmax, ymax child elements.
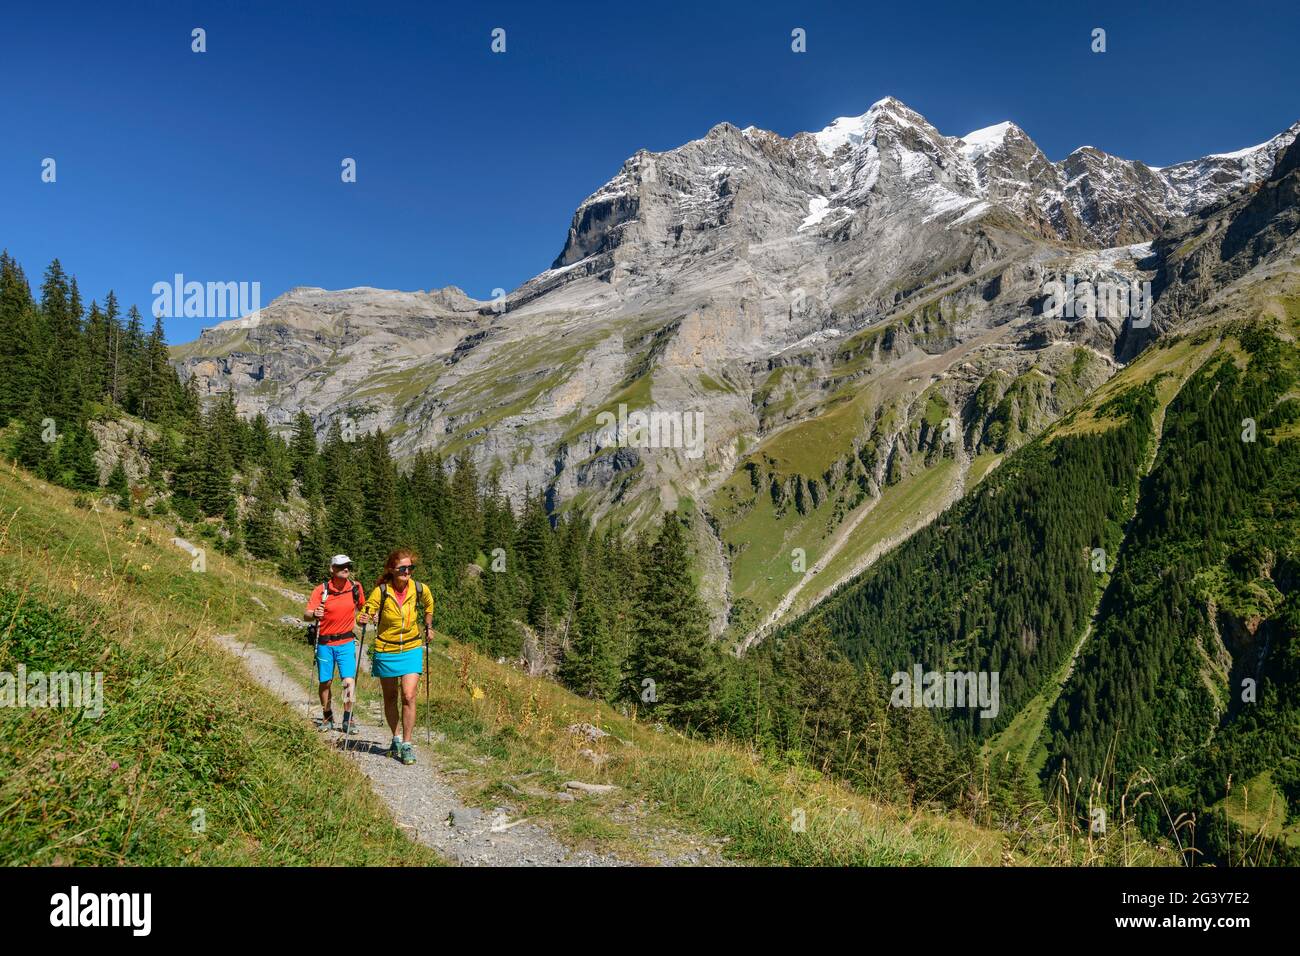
<box><xmin>3</xmin><ymin>0</ymin><xmax>1298</xmax><ymax>345</ymax></box>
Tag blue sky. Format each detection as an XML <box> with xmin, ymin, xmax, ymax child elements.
<box><xmin>2</xmin><ymin>0</ymin><xmax>1298</xmax><ymax>344</ymax></box>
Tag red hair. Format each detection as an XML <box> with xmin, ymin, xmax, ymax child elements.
<box><xmin>376</xmin><ymin>549</ymin><xmax>419</xmax><ymax>590</ymax></box>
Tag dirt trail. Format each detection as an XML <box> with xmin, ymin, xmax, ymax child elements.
<box><xmin>214</xmin><ymin>634</ymin><xmax>629</xmax><ymax>867</ymax></box>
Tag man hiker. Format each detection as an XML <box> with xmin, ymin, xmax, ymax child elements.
<box><xmin>304</xmin><ymin>555</ymin><xmax>366</xmax><ymax>734</ymax></box>
<box><xmin>359</xmin><ymin>549</ymin><xmax>435</xmax><ymax>766</ymax></box>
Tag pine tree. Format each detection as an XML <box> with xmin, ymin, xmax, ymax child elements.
<box><xmin>104</xmin><ymin>291</ymin><xmax>124</xmax><ymax>405</ymax></box>
<box><xmin>197</xmin><ymin>415</ymin><xmax>234</xmax><ymax>517</ymax></box>
<box><xmin>559</xmin><ymin>570</ymin><xmax>619</xmax><ymax>700</ymax></box>
<box><xmin>218</xmin><ymin>499</ymin><xmax>244</xmax><ymax>556</ymax></box>
<box><xmin>515</xmin><ymin>488</ymin><xmax>563</xmax><ymax>628</ymax></box>
<box><xmin>288</xmin><ymin>411</ymin><xmax>320</xmax><ymax>497</ymax></box>
<box><xmin>13</xmin><ymin>390</ymin><xmax>53</xmax><ymax>470</ymax></box>
<box><xmin>38</xmin><ymin>260</ymin><xmax>77</xmax><ymax>409</ymax></box>
<box><xmin>358</xmin><ymin>429</ymin><xmax>401</xmax><ymax>572</ymax></box>
<box><xmin>137</xmin><ymin>315</ymin><xmax>176</xmax><ymax>422</ymax></box>
<box><xmin>299</xmin><ymin>493</ymin><xmax>332</xmax><ymax>581</ymax></box>
<box><xmin>625</xmin><ymin>512</ymin><xmax>721</xmax><ymax>730</ymax></box>
<box><xmin>0</xmin><ymin>252</ymin><xmax>44</xmax><ymax>422</ymax></box>
<box><xmin>121</xmin><ymin>306</ymin><xmax>145</xmax><ymax>414</ymax></box>
<box><xmin>48</xmin><ymin>422</ymin><xmax>99</xmax><ymax>491</ymax></box>
<box><xmin>106</xmin><ymin>461</ymin><xmax>130</xmax><ymax>509</ymax></box>
<box><xmin>244</xmin><ymin>481</ymin><xmax>282</xmax><ymax>560</ymax></box>
<box><xmin>483</xmin><ymin>567</ymin><xmax>521</xmax><ymax>658</ymax></box>
<box><xmin>83</xmin><ymin>301</ymin><xmax>109</xmax><ymax>403</ymax></box>
<box><xmin>321</xmin><ymin>421</ymin><xmax>365</xmax><ymax>574</ymax></box>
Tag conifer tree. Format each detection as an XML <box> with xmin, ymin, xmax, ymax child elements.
<box><xmin>559</xmin><ymin>569</ymin><xmax>619</xmax><ymax>700</ymax></box>
<box><xmin>0</xmin><ymin>253</ymin><xmax>42</xmax><ymax>421</ymax></box>
<box><xmin>13</xmin><ymin>390</ymin><xmax>53</xmax><ymax>470</ymax></box>
<box><xmin>244</xmin><ymin>481</ymin><xmax>282</xmax><ymax>560</ymax></box>
<box><xmin>106</xmin><ymin>461</ymin><xmax>130</xmax><ymax>508</ymax></box>
<box><xmin>625</xmin><ymin>512</ymin><xmax>721</xmax><ymax>730</ymax></box>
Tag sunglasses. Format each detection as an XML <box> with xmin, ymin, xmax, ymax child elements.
<box><xmin>394</xmin><ymin>564</ymin><xmax>416</xmax><ymax>573</ymax></box>
<box><xmin>334</xmin><ymin>564</ymin><xmax>353</xmax><ymax>571</ymax></box>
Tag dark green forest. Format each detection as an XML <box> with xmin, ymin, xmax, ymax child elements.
<box><xmin>1046</xmin><ymin>326</ymin><xmax>1300</xmax><ymax>860</ymax></box>
<box><xmin>795</xmin><ymin>384</ymin><xmax>1155</xmax><ymax>742</ymax></box>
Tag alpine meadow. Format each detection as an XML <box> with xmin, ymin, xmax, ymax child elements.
<box><xmin>2</xmin><ymin>5</ymin><xmax>1299</xmax><ymax>917</ymax></box>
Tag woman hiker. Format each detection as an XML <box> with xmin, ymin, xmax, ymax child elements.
<box><xmin>304</xmin><ymin>555</ymin><xmax>366</xmax><ymax>734</ymax></box>
<box><xmin>359</xmin><ymin>549</ymin><xmax>435</xmax><ymax>766</ymax></box>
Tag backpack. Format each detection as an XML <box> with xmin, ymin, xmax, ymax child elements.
<box><xmin>306</xmin><ymin>580</ymin><xmax>363</xmax><ymax>645</ymax></box>
<box><xmin>374</xmin><ymin>580</ymin><xmax>426</xmax><ymax>650</ymax></box>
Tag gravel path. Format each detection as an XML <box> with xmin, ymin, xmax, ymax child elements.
<box><xmin>214</xmin><ymin>634</ymin><xmax>629</xmax><ymax>866</ymax></box>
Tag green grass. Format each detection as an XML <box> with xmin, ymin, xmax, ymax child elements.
<box><xmin>1214</xmin><ymin>772</ymin><xmax>1300</xmax><ymax>850</ymax></box>
<box><xmin>753</xmin><ymin>385</ymin><xmax>877</xmax><ymax>478</ymax></box>
<box><xmin>964</xmin><ymin>452</ymin><xmax>1002</xmax><ymax>493</ymax></box>
<box><xmin>982</xmin><ymin>629</ymin><xmax>1091</xmax><ymax>796</ymax></box>
<box><xmin>0</xmin><ymin>469</ymin><xmax>439</xmax><ymax>866</ymax></box>
<box><xmin>0</xmin><ymin>463</ymin><xmax>1019</xmax><ymax>867</ymax></box>
<box><xmin>787</xmin><ymin>458</ymin><xmax>959</xmax><ymax>621</ymax></box>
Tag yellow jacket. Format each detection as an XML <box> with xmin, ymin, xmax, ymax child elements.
<box><xmin>364</xmin><ymin>582</ymin><xmax>434</xmax><ymax>654</ymax></box>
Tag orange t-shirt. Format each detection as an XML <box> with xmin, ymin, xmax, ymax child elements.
<box><xmin>306</xmin><ymin>579</ymin><xmax>364</xmax><ymax>645</ymax></box>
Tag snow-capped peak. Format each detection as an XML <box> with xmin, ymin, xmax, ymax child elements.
<box><xmin>959</xmin><ymin>121</ymin><xmax>1015</xmax><ymax>161</ymax></box>
<box><xmin>811</xmin><ymin>96</ymin><xmax>928</xmax><ymax>156</ymax></box>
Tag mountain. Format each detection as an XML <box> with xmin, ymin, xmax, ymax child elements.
<box><xmin>173</xmin><ymin>98</ymin><xmax>1298</xmax><ymax>637</ymax></box>
<box><xmin>790</xmin><ymin>135</ymin><xmax>1300</xmax><ymax>860</ymax></box>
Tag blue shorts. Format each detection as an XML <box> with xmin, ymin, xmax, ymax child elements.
<box><xmin>372</xmin><ymin>646</ymin><xmax>423</xmax><ymax>678</ymax></box>
<box><xmin>316</xmin><ymin>640</ymin><xmax>358</xmax><ymax>683</ymax></box>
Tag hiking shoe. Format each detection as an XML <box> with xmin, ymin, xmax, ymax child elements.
<box><xmin>341</xmin><ymin>715</ymin><xmax>359</xmax><ymax>735</ymax></box>
<box><xmin>387</xmin><ymin>738</ymin><xmax>402</xmax><ymax>760</ymax></box>
<box><xmin>317</xmin><ymin>717</ymin><xmax>335</xmax><ymax>732</ymax></box>
<box><xmin>399</xmin><ymin>742</ymin><xmax>416</xmax><ymax>766</ymax></box>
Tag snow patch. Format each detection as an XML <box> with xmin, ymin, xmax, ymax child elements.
<box><xmin>799</xmin><ymin>195</ymin><xmax>832</xmax><ymax>231</ymax></box>
<box><xmin>949</xmin><ymin>200</ymin><xmax>991</xmax><ymax>227</ymax></box>
<box><xmin>959</xmin><ymin>122</ymin><xmax>1014</xmax><ymax>161</ymax></box>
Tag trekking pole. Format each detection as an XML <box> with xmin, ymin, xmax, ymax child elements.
<box><xmin>424</xmin><ymin>627</ymin><xmax>432</xmax><ymax>745</ymax></box>
<box><xmin>346</xmin><ymin>621</ymin><xmax>367</xmax><ymax>755</ymax></box>
<box><xmin>310</xmin><ymin>605</ymin><xmax>321</xmax><ymax>729</ymax></box>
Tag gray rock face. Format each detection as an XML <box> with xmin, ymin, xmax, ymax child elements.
<box><xmin>89</xmin><ymin>416</ymin><xmax>157</xmax><ymax>485</ymax></box>
<box><xmin>1149</xmin><ymin>137</ymin><xmax>1300</xmax><ymax>336</ymax></box>
<box><xmin>171</xmin><ymin>98</ymin><xmax>1298</xmax><ymax>631</ymax></box>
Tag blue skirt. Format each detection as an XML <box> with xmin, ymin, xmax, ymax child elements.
<box><xmin>372</xmin><ymin>645</ymin><xmax>424</xmax><ymax>678</ymax></box>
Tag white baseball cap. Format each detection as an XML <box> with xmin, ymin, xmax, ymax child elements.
<box><xmin>330</xmin><ymin>555</ymin><xmax>353</xmax><ymax>567</ymax></box>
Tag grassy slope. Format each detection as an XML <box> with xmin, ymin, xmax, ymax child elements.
<box><xmin>0</xmin><ymin>465</ymin><xmax>1012</xmax><ymax>866</ymax></box>
<box><xmin>0</xmin><ymin>466</ymin><xmax>438</xmax><ymax>866</ymax></box>
<box><xmin>1213</xmin><ymin>772</ymin><xmax>1300</xmax><ymax>850</ymax></box>
<box><xmin>791</xmin><ymin>457</ymin><xmax>960</xmax><ymax>621</ymax></box>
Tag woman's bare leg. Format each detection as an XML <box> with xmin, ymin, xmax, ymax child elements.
<box><xmin>380</xmin><ymin>677</ymin><xmax>400</xmax><ymax>736</ymax></box>
<box><xmin>400</xmin><ymin>673</ymin><xmax>419</xmax><ymax>741</ymax></box>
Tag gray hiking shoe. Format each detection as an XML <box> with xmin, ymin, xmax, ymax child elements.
<box><xmin>341</xmin><ymin>714</ymin><xmax>359</xmax><ymax>735</ymax></box>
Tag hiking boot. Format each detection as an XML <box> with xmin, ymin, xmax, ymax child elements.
<box><xmin>341</xmin><ymin>714</ymin><xmax>359</xmax><ymax>735</ymax></box>
<box><xmin>399</xmin><ymin>742</ymin><xmax>416</xmax><ymax>766</ymax></box>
